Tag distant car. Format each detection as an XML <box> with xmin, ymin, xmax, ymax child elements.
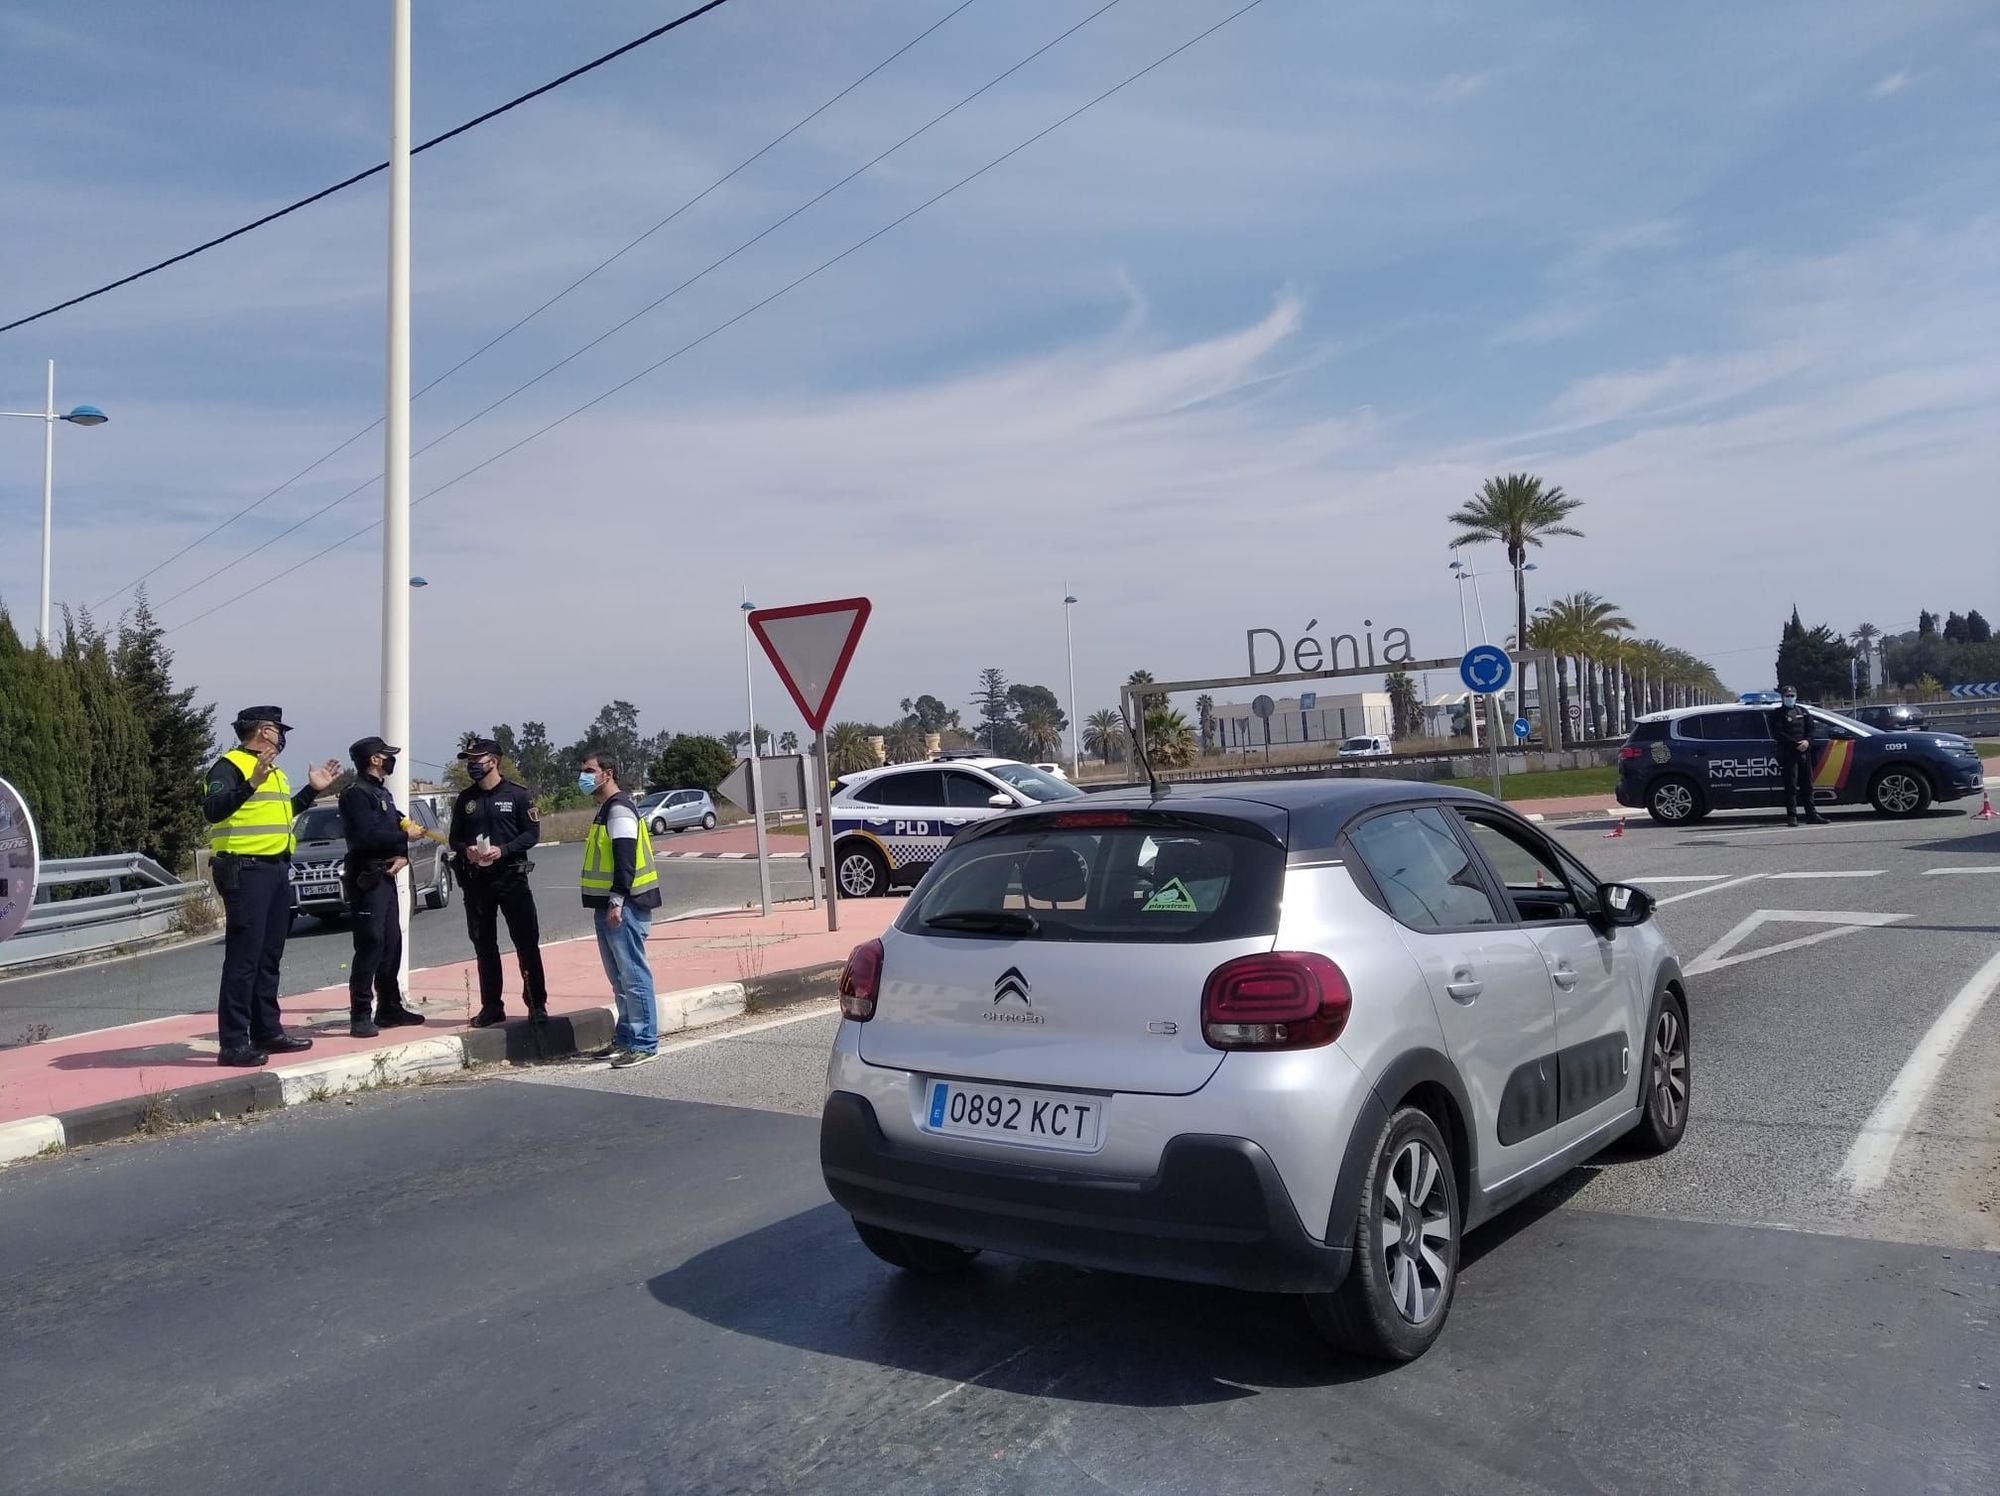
<box><xmin>1616</xmin><ymin>702</ymin><xmax>1983</xmax><ymax>823</ymax></box>
<box><xmin>1336</xmin><ymin>735</ymin><xmax>1393</xmax><ymax>758</ymax></box>
<box><xmin>1848</xmin><ymin>704</ymin><xmax>1928</xmax><ymax>732</ymax></box>
<box><xmin>638</xmin><ymin>788</ymin><xmax>717</xmax><ymax>834</ymax></box>
<box><xmin>821</xmin><ymin>778</ymin><xmax>1689</xmax><ymax>1361</ymax></box>
<box><xmin>289</xmin><ymin>799</ymin><xmax>453</xmax><ymax>924</ymax></box>
<box><xmin>828</xmin><ymin>757</ymin><xmax>1083</xmax><ymax>898</ymax></box>
<box><xmin>1031</xmin><ymin>763</ymin><xmax>1071</xmax><ymax>782</ymax></box>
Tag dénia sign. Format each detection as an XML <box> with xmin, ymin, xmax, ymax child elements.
<box><xmin>1246</xmin><ymin>620</ymin><xmax>1416</xmax><ymax>677</ymax></box>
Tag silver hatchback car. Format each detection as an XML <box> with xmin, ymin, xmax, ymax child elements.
<box><xmin>820</xmin><ymin>780</ymin><xmax>1690</xmax><ymax>1361</ymax></box>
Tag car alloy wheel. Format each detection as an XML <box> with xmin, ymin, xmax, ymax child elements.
<box><xmin>1380</xmin><ymin>1138</ymin><xmax>1454</xmax><ymax>1325</ymax></box>
<box><xmin>1871</xmin><ymin>770</ymin><xmax>1929</xmax><ymax>817</ymax></box>
<box><xmin>838</xmin><ymin>845</ymin><xmax>886</xmax><ymax>898</ymax></box>
<box><xmin>1649</xmin><ymin>777</ymin><xmax>1699</xmax><ymax>823</ymax></box>
<box><xmin>1634</xmin><ymin>989</ymin><xmax>1691</xmax><ymax>1154</ymax></box>
<box><xmin>701</xmin><ymin>811</ymin><xmax>717</xmax><ymax>831</ymax></box>
<box><xmin>650</xmin><ymin>818</ymin><xmax>668</xmax><ymax>836</ymax></box>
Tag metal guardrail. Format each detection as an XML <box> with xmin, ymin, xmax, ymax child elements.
<box><xmin>0</xmin><ymin>853</ymin><xmax>208</xmax><ymax>971</ymax></box>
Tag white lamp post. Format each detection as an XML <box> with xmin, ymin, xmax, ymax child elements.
<box><xmin>381</xmin><ymin>0</ymin><xmax>414</xmax><ymax>986</ymax></box>
<box><xmin>1063</xmin><ymin>588</ymin><xmax>1080</xmax><ymax>779</ymax></box>
<box><xmin>2</xmin><ymin>360</ymin><xmax>108</xmax><ymax>650</ymax></box>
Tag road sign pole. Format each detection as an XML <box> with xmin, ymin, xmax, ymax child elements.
<box><xmin>816</xmin><ymin>727</ymin><xmax>839</xmax><ymax>933</ymax></box>
<box><xmin>1487</xmin><ymin>696</ymin><xmax>1503</xmax><ymax>799</ymax></box>
<box><xmin>742</xmin><ymin>608</ymin><xmax>772</xmax><ymax>918</ymax></box>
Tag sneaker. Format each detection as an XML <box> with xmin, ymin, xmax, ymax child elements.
<box><xmin>609</xmin><ymin>1049</ymin><xmax>659</xmax><ymax>1069</ymax></box>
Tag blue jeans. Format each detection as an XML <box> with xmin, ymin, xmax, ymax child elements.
<box><xmin>594</xmin><ymin>904</ymin><xmax>658</xmax><ymax>1053</ymax></box>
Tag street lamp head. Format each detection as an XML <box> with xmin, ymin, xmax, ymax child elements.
<box><xmin>408</xmin><ymin>575</ymin><xmax>429</xmax><ymax>588</ymax></box>
<box><xmin>1064</xmin><ymin>594</ymin><xmax>1078</xmax><ymax>606</ymax></box>
<box><xmin>61</xmin><ymin>404</ymin><xmax>107</xmax><ymax>427</ymax></box>
<box><xmin>740</xmin><ymin>600</ymin><xmax>756</xmax><ymax>613</ymax></box>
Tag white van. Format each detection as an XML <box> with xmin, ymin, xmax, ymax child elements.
<box><xmin>1336</xmin><ymin>735</ymin><xmax>1393</xmax><ymax>758</ymax></box>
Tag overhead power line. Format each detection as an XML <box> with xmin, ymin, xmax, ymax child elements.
<box><xmin>166</xmin><ymin>0</ymin><xmax>1274</xmax><ymax>635</ymax></box>
<box><xmin>94</xmin><ymin>0</ymin><xmax>984</xmax><ymax>612</ymax></box>
<box><xmin>2</xmin><ymin>0</ymin><xmax>738</xmax><ymax>337</ymax></box>
<box><xmin>152</xmin><ymin>0</ymin><xmax>1117</xmax><ymax>610</ymax></box>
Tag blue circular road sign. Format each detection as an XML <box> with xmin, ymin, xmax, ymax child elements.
<box><xmin>1512</xmin><ymin>717</ymin><xmax>1531</xmax><ymax>740</ymax></box>
<box><xmin>1459</xmin><ymin>645</ymin><xmax>1512</xmax><ymax>695</ymax></box>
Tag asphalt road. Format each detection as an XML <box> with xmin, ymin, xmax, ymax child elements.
<box><xmin>0</xmin><ymin>834</ymin><xmax>817</xmax><ymax>1044</ymax></box>
<box><xmin>1</xmin><ymin>801</ymin><xmax>1996</xmax><ymax>1493</ymax></box>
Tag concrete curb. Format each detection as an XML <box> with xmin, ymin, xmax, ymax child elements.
<box><xmin>0</xmin><ymin>970</ymin><xmax>781</xmax><ymax>1167</ymax></box>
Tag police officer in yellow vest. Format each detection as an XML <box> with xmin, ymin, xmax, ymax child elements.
<box><xmin>201</xmin><ymin>707</ymin><xmax>340</xmax><ymax>1067</ymax></box>
<box><xmin>579</xmin><ymin>752</ymin><xmax>662</xmax><ymax>1067</ymax></box>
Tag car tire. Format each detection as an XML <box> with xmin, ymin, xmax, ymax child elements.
<box><xmin>650</xmin><ymin>817</ymin><xmax>668</xmax><ymax>836</ymax></box>
<box><xmin>851</xmin><ymin>1219</ymin><xmax>980</xmax><ymax>1274</ymax></box>
<box><xmin>1306</xmin><ymin>1106</ymin><xmax>1461</xmax><ymax>1363</ymax></box>
<box><xmin>1646</xmin><ymin>775</ymin><xmax>1707</xmax><ymax>825</ymax></box>
<box><xmin>1631</xmin><ymin>988</ymin><xmax>1690</xmax><ymax>1155</ymax></box>
<box><xmin>701</xmin><ymin>811</ymin><xmax>717</xmax><ymax>831</ymax></box>
<box><xmin>1869</xmin><ymin>767</ymin><xmax>1932</xmax><ymax>818</ymax></box>
<box><xmin>836</xmin><ymin>841</ymin><xmax>890</xmax><ymax>898</ymax></box>
<box><xmin>424</xmin><ymin>861</ymin><xmax>453</xmax><ymax>912</ymax></box>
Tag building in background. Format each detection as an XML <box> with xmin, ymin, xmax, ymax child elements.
<box><xmin>1211</xmin><ymin>692</ymin><xmax>1393</xmax><ymax>754</ymax></box>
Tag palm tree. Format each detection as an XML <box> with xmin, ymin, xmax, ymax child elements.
<box><xmin>1017</xmin><ymin>705</ymin><xmax>1064</xmax><ymax>759</ymax></box>
<box><xmin>1143</xmin><ymin>706</ymin><xmax>1197</xmax><ymax>769</ymax></box>
<box><xmin>1533</xmin><ymin>593</ymin><xmax>1632</xmax><ymax>738</ymax></box>
<box><xmin>1083</xmin><ymin>708</ymin><xmax>1126</xmax><ymax>765</ymax></box>
<box><xmin>1125</xmin><ymin>669</ymin><xmax>1162</xmax><ymax>714</ymax></box>
<box><xmin>883</xmin><ymin>721</ymin><xmax>925</xmax><ymax>763</ymax></box>
<box><xmin>1851</xmin><ymin>623</ymin><xmax>1880</xmax><ymax>698</ymax></box>
<box><xmin>1194</xmin><ymin>694</ymin><xmax>1215</xmax><ymax>755</ymax></box>
<box><xmin>1448</xmin><ymin>474</ymin><xmax>1585</xmax><ymax>660</ymax></box>
<box><xmin>827</xmin><ymin>722</ymin><xmax>878</xmax><ymax>775</ymax></box>
<box><xmin>778</xmin><ymin>730</ymin><xmax>798</xmax><ymax>755</ymax></box>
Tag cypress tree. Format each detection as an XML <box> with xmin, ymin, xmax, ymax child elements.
<box><xmin>113</xmin><ymin>591</ymin><xmax>216</xmax><ymax>872</ymax></box>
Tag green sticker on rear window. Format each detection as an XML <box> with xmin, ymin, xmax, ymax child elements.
<box><xmin>1143</xmin><ymin>876</ymin><xmax>1199</xmax><ymax>913</ymax></box>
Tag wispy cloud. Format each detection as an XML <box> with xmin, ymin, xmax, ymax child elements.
<box><xmin>1871</xmin><ymin>70</ymin><xmax>1912</xmax><ymax>97</ymax></box>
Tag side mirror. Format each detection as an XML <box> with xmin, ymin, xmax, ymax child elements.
<box><xmin>988</xmin><ymin>793</ymin><xmax>1015</xmax><ymax>810</ymax></box>
<box><xmin>1599</xmin><ymin>883</ymin><xmax>1654</xmax><ymax>928</ymax></box>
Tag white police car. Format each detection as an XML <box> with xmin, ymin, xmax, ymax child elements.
<box><xmin>829</xmin><ymin>756</ymin><xmax>1084</xmax><ymax>897</ymax></box>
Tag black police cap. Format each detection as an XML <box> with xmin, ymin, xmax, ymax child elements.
<box><xmin>234</xmin><ymin>705</ymin><xmax>292</xmax><ymax>733</ymax></box>
<box><xmin>458</xmin><ymin>737</ymin><xmax>502</xmax><ymax>761</ymax></box>
<box><xmin>350</xmin><ymin>735</ymin><xmax>400</xmax><ymax>766</ymax></box>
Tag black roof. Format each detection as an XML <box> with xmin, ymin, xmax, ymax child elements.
<box><xmin>1060</xmin><ymin>776</ymin><xmax>1494</xmax><ymax>851</ymax></box>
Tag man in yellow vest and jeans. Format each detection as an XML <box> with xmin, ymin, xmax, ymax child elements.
<box><xmin>579</xmin><ymin>752</ymin><xmax>662</xmax><ymax>1067</ymax></box>
<box><xmin>202</xmin><ymin>707</ymin><xmax>340</xmax><ymax>1067</ymax></box>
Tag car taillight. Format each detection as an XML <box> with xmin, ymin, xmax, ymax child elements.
<box><xmin>1619</xmin><ymin>745</ymin><xmax>1643</xmax><ymax>760</ymax></box>
<box><xmin>1201</xmin><ymin>952</ymin><xmax>1351</xmax><ymax>1051</ymax></box>
<box><xmin>839</xmin><ymin>939</ymin><xmax>883</xmax><ymax>1022</ymax></box>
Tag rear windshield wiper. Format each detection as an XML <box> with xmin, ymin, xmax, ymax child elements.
<box><xmin>922</xmin><ymin>910</ymin><xmax>1041</xmax><ymax>936</ymax></box>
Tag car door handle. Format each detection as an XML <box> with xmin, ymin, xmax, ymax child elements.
<box><xmin>1445</xmin><ymin>969</ymin><xmax>1482</xmax><ymax>1002</ymax></box>
<box><xmin>1550</xmin><ymin>963</ymin><xmax>1578</xmax><ymax>991</ymax></box>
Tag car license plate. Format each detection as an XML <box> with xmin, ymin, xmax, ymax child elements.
<box><xmin>923</xmin><ymin>1080</ymin><xmax>1102</xmax><ymax>1153</ymax></box>
<box><xmin>296</xmin><ymin>882</ymin><xmax>340</xmax><ymax>902</ymax></box>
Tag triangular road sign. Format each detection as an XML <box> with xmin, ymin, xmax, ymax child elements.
<box><xmin>748</xmin><ymin>597</ymin><xmax>872</xmax><ymax>733</ymax></box>
<box><xmin>716</xmin><ymin>759</ymin><xmax>753</xmax><ymax>814</ymax></box>
<box><xmin>1684</xmin><ymin>908</ymin><xmax>1907</xmax><ymax>977</ymax></box>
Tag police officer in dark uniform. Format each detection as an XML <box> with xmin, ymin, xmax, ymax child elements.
<box><xmin>1769</xmin><ymin>685</ymin><xmax>1829</xmax><ymax>826</ymax></box>
<box><xmin>450</xmin><ymin>738</ymin><xmax>547</xmax><ymax>1026</ymax></box>
<box><xmin>202</xmin><ymin>706</ymin><xmax>340</xmax><ymax>1067</ymax></box>
<box><xmin>339</xmin><ymin>736</ymin><xmax>429</xmax><ymax>1038</ymax></box>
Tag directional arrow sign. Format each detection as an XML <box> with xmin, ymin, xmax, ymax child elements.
<box><xmin>1683</xmin><ymin>908</ymin><xmax>1907</xmax><ymax>977</ymax></box>
<box><xmin>1949</xmin><ymin>682</ymin><xmax>2000</xmax><ymax>698</ymax></box>
<box><xmin>748</xmin><ymin>598</ymin><xmax>872</xmax><ymax>733</ymax></box>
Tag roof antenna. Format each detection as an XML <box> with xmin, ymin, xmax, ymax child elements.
<box><xmin>1121</xmin><ymin>709</ymin><xmax>1165</xmax><ymax>799</ymax></box>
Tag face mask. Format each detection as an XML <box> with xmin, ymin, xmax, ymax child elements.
<box><xmin>274</xmin><ymin>730</ymin><xmax>289</xmax><ymax>753</ymax></box>
<box><xmin>380</xmin><ymin>755</ymin><xmax>398</xmax><ymax>777</ymax></box>
<box><xmin>1781</xmin><ymin>696</ymin><xmax>1797</xmax><ymax>707</ymax></box>
<box><xmin>471</xmin><ymin>760</ymin><xmax>494</xmax><ymax>780</ymax></box>
<box><xmin>577</xmin><ymin>771</ymin><xmax>600</xmax><ymax>795</ymax></box>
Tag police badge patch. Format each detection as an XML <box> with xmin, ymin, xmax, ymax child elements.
<box><xmin>528</xmin><ymin>805</ymin><xmax>540</xmax><ymax>822</ymax></box>
<box><xmin>1651</xmin><ymin>742</ymin><xmax>1672</xmax><ymax>765</ymax></box>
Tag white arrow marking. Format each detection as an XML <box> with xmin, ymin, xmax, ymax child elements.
<box><xmin>1683</xmin><ymin>908</ymin><xmax>1908</xmax><ymax>977</ymax></box>
<box><xmin>1766</xmin><ymin>870</ymin><xmax>1883</xmax><ymax>879</ymax></box>
<box><xmin>1657</xmin><ymin>873</ymin><xmax>1767</xmax><ymax>905</ymax></box>
<box><xmin>1839</xmin><ymin>946</ymin><xmax>2000</xmax><ymax>1194</ymax></box>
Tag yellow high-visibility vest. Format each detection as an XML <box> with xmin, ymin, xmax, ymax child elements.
<box><xmin>581</xmin><ymin>801</ymin><xmax>658</xmax><ymax>897</ymax></box>
<box><xmin>208</xmin><ymin>748</ymin><xmax>297</xmax><ymax>856</ymax></box>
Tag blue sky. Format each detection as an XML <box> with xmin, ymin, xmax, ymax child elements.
<box><xmin>2</xmin><ymin>0</ymin><xmax>1996</xmax><ymax>768</ymax></box>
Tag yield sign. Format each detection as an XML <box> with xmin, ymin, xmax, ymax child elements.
<box><xmin>1683</xmin><ymin>908</ymin><xmax>1907</xmax><ymax>977</ymax></box>
<box><xmin>748</xmin><ymin>597</ymin><xmax>872</xmax><ymax>733</ymax></box>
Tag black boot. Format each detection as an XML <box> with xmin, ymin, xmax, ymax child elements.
<box><xmin>350</xmin><ymin>1010</ymin><xmax>380</xmax><ymax>1039</ymax></box>
<box><xmin>375</xmin><ymin>1003</ymin><xmax>427</xmax><ymax>1028</ymax></box>
<box><xmin>218</xmin><ymin>1045</ymin><xmax>268</xmax><ymax>1068</ymax></box>
<box><xmin>469</xmin><ymin>1007</ymin><xmax>508</xmax><ymax>1029</ymax></box>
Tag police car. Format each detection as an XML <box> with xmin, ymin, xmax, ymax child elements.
<box><xmin>1616</xmin><ymin>702</ymin><xmax>1986</xmax><ymax>823</ymax></box>
<box><xmin>828</xmin><ymin>756</ymin><xmax>1084</xmax><ymax>896</ymax></box>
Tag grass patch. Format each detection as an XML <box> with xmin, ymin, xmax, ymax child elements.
<box><xmin>1973</xmin><ymin>741</ymin><xmax>2000</xmax><ymax>758</ymax></box>
<box><xmin>1438</xmin><ymin>765</ymin><xmax>1621</xmax><ymax>801</ymax></box>
<box><xmin>136</xmin><ymin>1089</ymin><xmax>180</xmax><ymax>1137</ymax></box>
<box><xmin>170</xmin><ymin>886</ymin><xmax>222</xmax><ymax>938</ymax></box>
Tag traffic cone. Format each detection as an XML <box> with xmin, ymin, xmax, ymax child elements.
<box><xmin>1604</xmin><ymin>817</ymin><xmax>1626</xmax><ymax>839</ymax></box>
<box><xmin>1977</xmin><ymin>792</ymin><xmax>1996</xmax><ymax>822</ymax></box>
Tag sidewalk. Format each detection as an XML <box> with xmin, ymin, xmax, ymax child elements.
<box><xmin>0</xmin><ymin>901</ymin><xmax>890</xmax><ymax>1165</ymax></box>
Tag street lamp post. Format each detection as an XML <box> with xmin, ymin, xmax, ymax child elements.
<box><xmin>1063</xmin><ymin>588</ymin><xmax>1080</xmax><ymax>779</ymax></box>
<box><xmin>1449</xmin><ymin>561</ymin><xmax>1492</xmax><ymax>747</ymax></box>
<box><xmin>381</xmin><ymin>0</ymin><xmax>414</xmax><ymax>990</ymax></box>
<box><xmin>2</xmin><ymin>359</ymin><xmax>108</xmax><ymax>650</ymax></box>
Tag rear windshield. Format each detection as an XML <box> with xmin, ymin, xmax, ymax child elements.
<box><xmin>294</xmin><ymin>808</ymin><xmax>343</xmax><ymax>842</ymax></box>
<box><xmin>900</xmin><ymin>821</ymin><xmax>1284</xmax><ymax>944</ymax></box>
<box><xmin>985</xmin><ymin>762</ymin><xmax>1085</xmax><ymax>802</ymax></box>
<box><xmin>1626</xmin><ymin>720</ymin><xmax>1669</xmax><ymax>742</ymax></box>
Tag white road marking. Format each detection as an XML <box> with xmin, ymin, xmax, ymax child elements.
<box><xmin>1657</xmin><ymin>874</ymin><xmax>1767</xmax><ymax>905</ymax></box>
<box><xmin>1684</xmin><ymin>908</ymin><xmax>1908</xmax><ymax>977</ymax></box>
<box><xmin>920</xmin><ymin>1345</ymin><xmax>1035</xmax><ymax>1411</ymax></box>
<box><xmin>1923</xmin><ymin>866</ymin><xmax>2000</xmax><ymax>876</ymax></box>
<box><xmin>1630</xmin><ymin>875</ymin><xmax>1729</xmax><ymax>885</ymax></box>
<box><xmin>1838</xmin><ymin>946</ymin><xmax>2000</xmax><ymax>1194</ymax></box>
<box><xmin>1765</xmin><ymin>870</ymin><xmax>1884</xmax><ymax>880</ymax></box>
<box><xmin>657</xmin><ymin>1000</ymin><xmax>838</xmax><ymax>1056</ymax></box>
